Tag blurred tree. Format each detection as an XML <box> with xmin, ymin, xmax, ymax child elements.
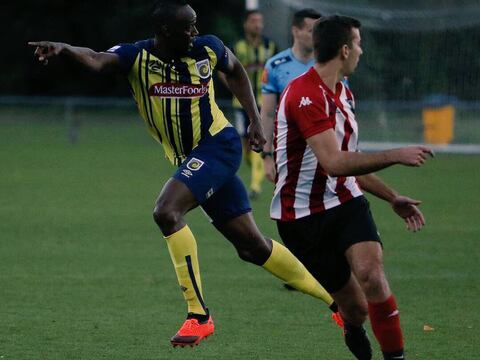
<box><xmin>6</xmin><ymin>0</ymin><xmax>244</xmax><ymax>96</ymax></box>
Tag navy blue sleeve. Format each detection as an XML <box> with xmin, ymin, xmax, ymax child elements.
<box><xmin>200</xmin><ymin>35</ymin><xmax>229</xmax><ymax>72</ymax></box>
<box><xmin>106</xmin><ymin>43</ymin><xmax>140</xmax><ymax>74</ymax></box>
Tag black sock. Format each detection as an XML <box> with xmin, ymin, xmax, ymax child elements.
<box><xmin>343</xmin><ymin>322</ymin><xmax>372</xmax><ymax>360</ymax></box>
<box><xmin>187</xmin><ymin>310</ymin><xmax>209</xmax><ymax>323</ymax></box>
<box><xmin>344</xmin><ymin>322</ymin><xmax>363</xmax><ymax>331</ymax></box>
<box><xmin>329</xmin><ymin>301</ymin><xmax>339</xmax><ymax>313</ymax></box>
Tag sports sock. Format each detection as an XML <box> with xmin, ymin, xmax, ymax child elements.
<box><xmin>250</xmin><ymin>151</ymin><xmax>264</xmax><ymax>193</ymax></box>
<box><xmin>262</xmin><ymin>240</ymin><xmax>334</xmax><ymax>306</ymax></box>
<box><xmin>368</xmin><ymin>295</ymin><xmax>404</xmax><ymax>356</ymax></box>
<box><xmin>382</xmin><ymin>349</ymin><xmax>406</xmax><ymax>360</ymax></box>
<box><xmin>164</xmin><ymin>225</ymin><xmax>207</xmax><ymax>316</ymax></box>
<box><xmin>344</xmin><ymin>322</ymin><xmax>373</xmax><ymax>360</ymax></box>
<box><xmin>187</xmin><ymin>312</ymin><xmax>210</xmax><ymax>323</ymax></box>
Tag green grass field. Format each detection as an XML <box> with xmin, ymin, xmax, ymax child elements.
<box><xmin>1</xmin><ymin>115</ymin><xmax>479</xmax><ymax>359</ymax></box>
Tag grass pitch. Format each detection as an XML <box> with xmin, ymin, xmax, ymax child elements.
<box><xmin>1</xmin><ymin>113</ymin><xmax>479</xmax><ymax>359</ymax></box>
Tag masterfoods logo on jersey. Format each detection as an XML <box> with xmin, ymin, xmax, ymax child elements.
<box><xmin>148</xmin><ymin>83</ymin><xmax>209</xmax><ymax>98</ymax></box>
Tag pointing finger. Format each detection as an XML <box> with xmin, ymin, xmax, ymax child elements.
<box><xmin>422</xmin><ymin>147</ymin><xmax>435</xmax><ymax>157</ymax></box>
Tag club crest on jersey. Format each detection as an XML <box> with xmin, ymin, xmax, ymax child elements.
<box><xmin>186</xmin><ymin>157</ymin><xmax>204</xmax><ymax>171</ymax></box>
<box><xmin>195</xmin><ymin>59</ymin><xmax>211</xmax><ymax>79</ymax></box>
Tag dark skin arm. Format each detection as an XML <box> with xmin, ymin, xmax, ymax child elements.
<box><xmin>219</xmin><ymin>48</ymin><xmax>265</xmax><ymax>152</ymax></box>
<box><xmin>28</xmin><ymin>41</ymin><xmax>121</xmax><ymax>74</ymax></box>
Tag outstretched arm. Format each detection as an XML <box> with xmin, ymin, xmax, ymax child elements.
<box><xmin>28</xmin><ymin>41</ymin><xmax>121</xmax><ymax>74</ymax></box>
<box><xmin>219</xmin><ymin>48</ymin><xmax>265</xmax><ymax>152</ymax></box>
<box><xmin>306</xmin><ymin>129</ymin><xmax>434</xmax><ymax>177</ymax></box>
<box><xmin>357</xmin><ymin>173</ymin><xmax>426</xmax><ymax>232</ymax></box>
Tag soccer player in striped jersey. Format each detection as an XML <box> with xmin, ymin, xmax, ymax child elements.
<box><xmin>229</xmin><ymin>10</ymin><xmax>276</xmax><ymax>200</ymax></box>
<box><xmin>29</xmin><ymin>0</ymin><xmax>337</xmax><ymax>348</ymax></box>
<box><xmin>271</xmin><ymin>16</ymin><xmax>434</xmax><ymax>360</ymax></box>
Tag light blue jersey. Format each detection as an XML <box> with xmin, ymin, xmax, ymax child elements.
<box><xmin>261</xmin><ymin>48</ymin><xmax>315</xmax><ymax>96</ymax></box>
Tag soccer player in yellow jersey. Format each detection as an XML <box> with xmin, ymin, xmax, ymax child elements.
<box><xmin>29</xmin><ymin>0</ymin><xmax>336</xmax><ymax>347</ymax></box>
<box><xmin>231</xmin><ymin>10</ymin><xmax>276</xmax><ymax>200</ymax></box>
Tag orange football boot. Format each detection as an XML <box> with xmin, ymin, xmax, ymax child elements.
<box><xmin>170</xmin><ymin>316</ymin><xmax>214</xmax><ymax>347</ymax></box>
<box><xmin>332</xmin><ymin>311</ymin><xmax>345</xmax><ymax>330</ymax></box>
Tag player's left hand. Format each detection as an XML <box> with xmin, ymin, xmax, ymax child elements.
<box><xmin>247</xmin><ymin>119</ymin><xmax>266</xmax><ymax>153</ymax></box>
<box><xmin>391</xmin><ymin>195</ymin><xmax>425</xmax><ymax>232</ymax></box>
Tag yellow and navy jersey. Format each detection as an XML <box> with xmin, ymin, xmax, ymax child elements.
<box><xmin>231</xmin><ymin>37</ymin><xmax>276</xmax><ymax>108</ymax></box>
<box><xmin>107</xmin><ymin>35</ymin><xmax>230</xmax><ymax>166</ymax></box>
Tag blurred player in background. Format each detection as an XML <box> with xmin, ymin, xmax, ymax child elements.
<box><xmin>260</xmin><ymin>8</ymin><xmax>322</xmax><ymax>182</ymax></box>
<box><xmin>271</xmin><ymin>15</ymin><xmax>433</xmax><ymax>360</ymax></box>
<box><xmin>229</xmin><ymin>10</ymin><xmax>276</xmax><ymax>200</ymax></box>
<box><xmin>29</xmin><ymin>0</ymin><xmax>337</xmax><ymax>348</ymax></box>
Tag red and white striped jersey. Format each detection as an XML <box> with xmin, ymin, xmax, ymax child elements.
<box><xmin>271</xmin><ymin>67</ymin><xmax>363</xmax><ymax>221</ymax></box>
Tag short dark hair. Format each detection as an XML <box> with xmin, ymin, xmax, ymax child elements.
<box><xmin>292</xmin><ymin>8</ymin><xmax>322</xmax><ymax>28</ymax></box>
<box><xmin>151</xmin><ymin>0</ymin><xmax>189</xmax><ymax>35</ymax></box>
<box><xmin>313</xmin><ymin>15</ymin><xmax>361</xmax><ymax>63</ymax></box>
<box><xmin>243</xmin><ymin>9</ymin><xmax>262</xmax><ymax>23</ymax></box>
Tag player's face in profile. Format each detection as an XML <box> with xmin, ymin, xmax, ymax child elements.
<box><xmin>293</xmin><ymin>17</ymin><xmax>317</xmax><ymax>52</ymax></box>
<box><xmin>344</xmin><ymin>28</ymin><xmax>363</xmax><ymax>75</ymax></box>
<box><xmin>244</xmin><ymin>13</ymin><xmax>264</xmax><ymax>37</ymax></box>
<box><xmin>167</xmin><ymin>5</ymin><xmax>199</xmax><ymax>55</ymax></box>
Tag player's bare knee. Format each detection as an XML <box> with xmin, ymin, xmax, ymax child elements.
<box><xmin>235</xmin><ymin>237</ymin><xmax>270</xmax><ymax>265</ymax></box>
<box><xmin>153</xmin><ymin>204</ymin><xmax>182</xmax><ymax>232</ymax></box>
<box><xmin>356</xmin><ymin>266</ymin><xmax>387</xmax><ymax>298</ymax></box>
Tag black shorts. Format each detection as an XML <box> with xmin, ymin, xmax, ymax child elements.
<box><xmin>276</xmin><ymin>196</ymin><xmax>381</xmax><ymax>293</ymax></box>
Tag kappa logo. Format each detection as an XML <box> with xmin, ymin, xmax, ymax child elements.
<box><xmin>299</xmin><ymin>96</ymin><xmax>313</xmax><ymax>108</ymax></box>
<box><xmin>186</xmin><ymin>157</ymin><xmax>204</xmax><ymax>171</ymax></box>
<box><xmin>195</xmin><ymin>59</ymin><xmax>211</xmax><ymax>79</ymax></box>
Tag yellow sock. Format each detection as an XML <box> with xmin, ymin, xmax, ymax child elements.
<box><xmin>250</xmin><ymin>151</ymin><xmax>264</xmax><ymax>193</ymax></box>
<box><xmin>164</xmin><ymin>225</ymin><xmax>207</xmax><ymax>315</ymax></box>
<box><xmin>262</xmin><ymin>240</ymin><xmax>334</xmax><ymax>306</ymax></box>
